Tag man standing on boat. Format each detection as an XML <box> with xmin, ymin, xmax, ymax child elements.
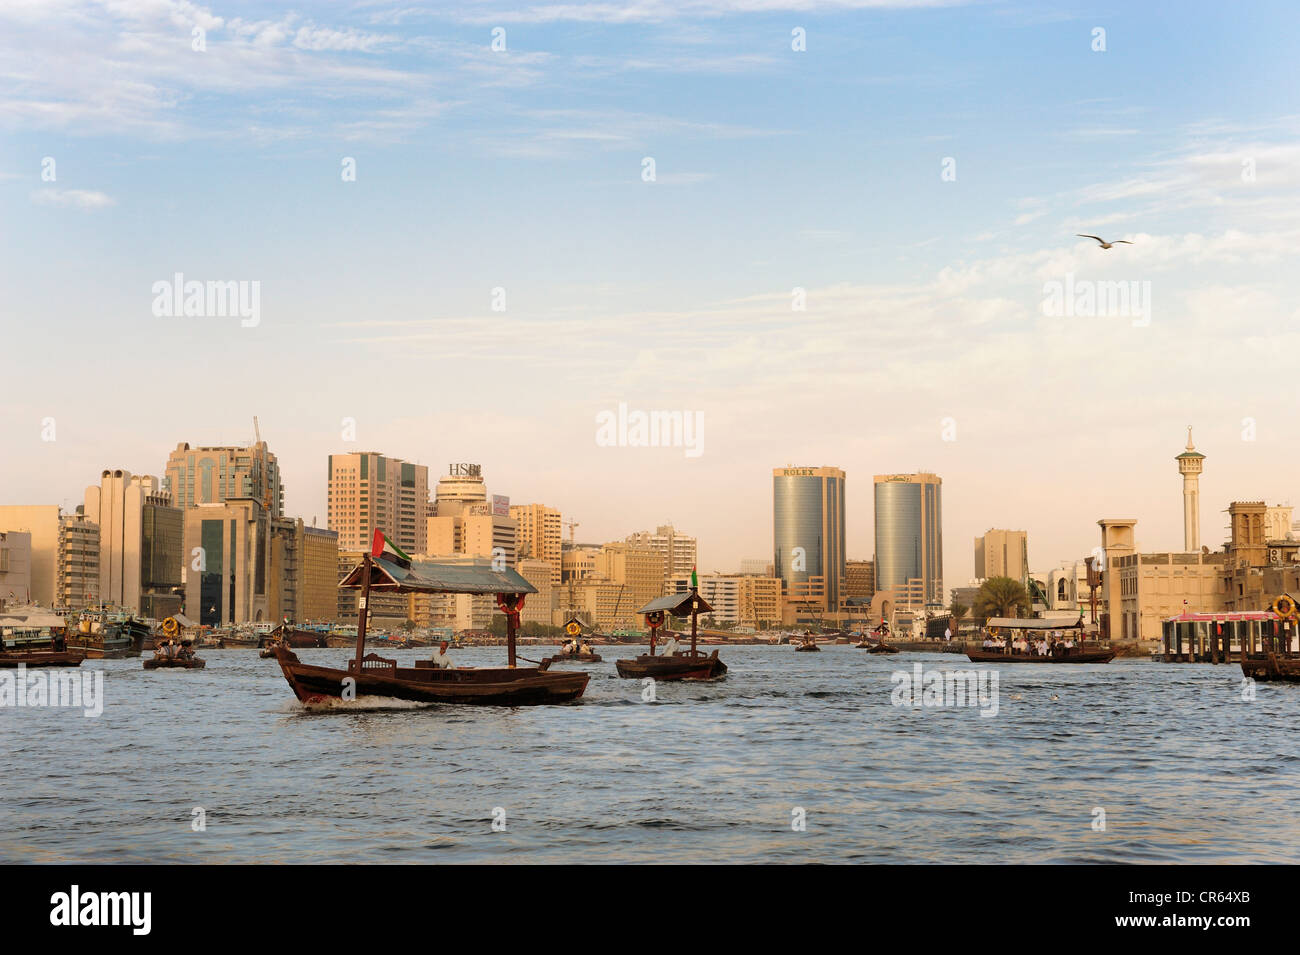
<box><xmin>431</xmin><ymin>640</ymin><xmax>454</xmax><ymax>669</ymax></box>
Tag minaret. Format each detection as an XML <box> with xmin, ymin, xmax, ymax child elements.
<box><xmin>1175</xmin><ymin>427</ymin><xmax>1205</xmax><ymax>551</ymax></box>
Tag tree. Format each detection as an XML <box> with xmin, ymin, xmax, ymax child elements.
<box><xmin>972</xmin><ymin>576</ymin><xmax>1030</xmax><ymax>624</ymax></box>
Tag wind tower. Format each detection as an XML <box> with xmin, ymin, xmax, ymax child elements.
<box><xmin>1176</xmin><ymin>427</ymin><xmax>1205</xmax><ymax>551</ymax></box>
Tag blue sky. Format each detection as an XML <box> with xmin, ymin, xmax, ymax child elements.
<box><xmin>2</xmin><ymin>0</ymin><xmax>1298</xmax><ymax>584</ymax></box>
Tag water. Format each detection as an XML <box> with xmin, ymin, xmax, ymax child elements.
<box><xmin>3</xmin><ymin>646</ymin><xmax>1297</xmax><ymax>863</ymax></box>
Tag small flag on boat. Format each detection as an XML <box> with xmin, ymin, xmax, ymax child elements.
<box><xmin>371</xmin><ymin>529</ymin><xmax>411</xmax><ymax>569</ymax></box>
<box><xmin>691</xmin><ymin>565</ymin><xmax>698</xmax><ymax>589</ymax></box>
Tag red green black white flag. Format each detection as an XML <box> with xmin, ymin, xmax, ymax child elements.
<box><xmin>371</xmin><ymin>529</ymin><xmax>411</xmax><ymax>568</ymax></box>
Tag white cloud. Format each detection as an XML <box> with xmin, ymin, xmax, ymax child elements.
<box><xmin>31</xmin><ymin>188</ymin><xmax>116</xmax><ymax>209</ymax></box>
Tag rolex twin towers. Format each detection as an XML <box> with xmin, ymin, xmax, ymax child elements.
<box><xmin>772</xmin><ymin>468</ymin><xmax>943</xmax><ymax>616</ymax></box>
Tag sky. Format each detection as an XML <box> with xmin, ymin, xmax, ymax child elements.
<box><xmin>1</xmin><ymin>0</ymin><xmax>1298</xmax><ymax>585</ymax></box>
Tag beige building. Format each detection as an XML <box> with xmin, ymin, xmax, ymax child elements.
<box><xmin>563</xmin><ymin>578</ymin><xmax>628</xmax><ymax>632</ymax></box>
<box><xmin>844</xmin><ymin>559</ymin><xmax>875</xmax><ymax>604</ymax></box>
<box><xmin>974</xmin><ymin>529</ymin><xmax>1028</xmax><ymax>581</ymax></box>
<box><xmin>596</xmin><ymin>542</ymin><xmax>665</xmax><ymax>612</ymax></box>
<box><xmin>516</xmin><ymin>558</ymin><xmax>555</xmax><ymax>628</ymax></box>
<box><xmin>0</xmin><ymin>531</ymin><xmax>33</xmax><ymax>609</ymax></box>
<box><xmin>427</xmin><ymin>510</ymin><xmax>517</xmax><ymax>568</ymax></box>
<box><xmin>511</xmin><ymin>504</ymin><xmax>563</xmax><ymax>584</ymax></box>
<box><xmin>269</xmin><ymin>519</ymin><xmax>339</xmax><ymax>624</ymax></box>
<box><xmin>739</xmin><ymin>576</ymin><xmax>782</xmax><ymax>629</ymax></box>
<box><xmin>165</xmin><ymin>440</ymin><xmax>284</xmax><ymax>518</ymax></box>
<box><xmin>626</xmin><ymin>524</ymin><xmax>698</xmax><ymax>580</ymax></box>
<box><xmin>0</xmin><ymin>505</ymin><xmax>61</xmax><ymax>606</ymax></box>
<box><xmin>431</xmin><ymin>463</ymin><xmax>489</xmax><ymax>517</ymax></box>
<box><xmin>1099</xmin><ymin>518</ymin><xmax>1227</xmax><ymax>642</ymax></box>
<box><xmin>183</xmin><ymin>499</ymin><xmax>270</xmax><ymax>626</ymax></box>
<box><xmin>58</xmin><ymin>507</ymin><xmax>101</xmax><ymax>611</ymax></box>
<box><xmin>83</xmin><ymin>471</ymin><xmax>183</xmax><ymax>618</ymax></box>
<box><xmin>327</xmin><ymin>451</ymin><xmax>429</xmax><ymax>555</ymax></box>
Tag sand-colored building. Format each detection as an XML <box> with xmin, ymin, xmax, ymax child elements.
<box><xmin>0</xmin><ymin>530</ymin><xmax>33</xmax><ymax>609</ymax></box>
<box><xmin>626</xmin><ymin>524</ymin><xmax>698</xmax><ymax>581</ymax></box>
<box><xmin>510</xmin><ymin>504</ymin><xmax>562</xmax><ymax>584</ymax></box>
<box><xmin>516</xmin><ymin>558</ymin><xmax>555</xmax><ymax>628</ymax></box>
<box><xmin>165</xmin><ymin>440</ymin><xmax>284</xmax><ymax>518</ymax></box>
<box><xmin>327</xmin><ymin>451</ymin><xmax>429</xmax><ymax>555</ymax></box>
<box><xmin>82</xmin><ymin>472</ymin><xmax>183</xmax><ymax>618</ymax></box>
<box><xmin>974</xmin><ymin>529</ymin><xmax>1028</xmax><ymax>581</ymax></box>
<box><xmin>268</xmin><ymin>519</ymin><xmax>339</xmax><ymax>624</ymax></box>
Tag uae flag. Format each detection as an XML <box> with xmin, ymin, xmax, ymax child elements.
<box><xmin>371</xmin><ymin>529</ymin><xmax>411</xmax><ymax>568</ymax></box>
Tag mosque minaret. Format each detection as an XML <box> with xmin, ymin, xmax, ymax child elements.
<box><xmin>1175</xmin><ymin>427</ymin><xmax>1205</xmax><ymax>551</ymax></box>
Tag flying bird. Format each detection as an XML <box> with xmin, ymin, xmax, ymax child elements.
<box><xmin>1077</xmin><ymin>234</ymin><xmax>1133</xmax><ymax>249</ymax></box>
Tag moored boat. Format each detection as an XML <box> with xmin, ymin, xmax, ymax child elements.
<box><xmin>0</xmin><ymin>649</ymin><xmax>86</xmax><ymax>668</ymax></box>
<box><xmin>272</xmin><ymin>531</ymin><xmax>588</xmax><ymax>707</ymax></box>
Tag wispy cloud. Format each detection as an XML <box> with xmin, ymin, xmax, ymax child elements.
<box><xmin>31</xmin><ymin>188</ymin><xmax>116</xmax><ymax>209</ymax></box>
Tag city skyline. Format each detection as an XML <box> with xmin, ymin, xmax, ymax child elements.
<box><xmin>3</xmin><ymin>1</ymin><xmax>1299</xmax><ymax>586</ymax></box>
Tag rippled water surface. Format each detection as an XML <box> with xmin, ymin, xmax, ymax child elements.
<box><xmin>3</xmin><ymin>646</ymin><xmax>1297</xmax><ymax>863</ymax></box>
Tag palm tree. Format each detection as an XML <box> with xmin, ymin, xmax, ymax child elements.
<box><xmin>948</xmin><ymin>597</ymin><xmax>968</xmax><ymax>640</ymax></box>
<box><xmin>973</xmin><ymin>576</ymin><xmax>1030</xmax><ymax>624</ymax></box>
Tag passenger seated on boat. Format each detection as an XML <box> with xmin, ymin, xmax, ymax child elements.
<box><xmin>661</xmin><ymin>635</ymin><xmax>681</xmax><ymax>656</ymax></box>
<box><xmin>431</xmin><ymin>641</ymin><xmax>454</xmax><ymax>669</ymax></box>
<box><xmin>982</xmin><ymin>637</ymin><xmax>993</xmax><ymax>649</ymax></box>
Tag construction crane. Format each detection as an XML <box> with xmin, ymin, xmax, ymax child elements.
<box><xmin>562</xmin><ymin>518</ymin><xmax>579</xmax><ymax>544</ymax></box>
<box><xmin>253</xmin><ymin>416</ymin><xmax>273</xmax><ymax>514</ymax></box>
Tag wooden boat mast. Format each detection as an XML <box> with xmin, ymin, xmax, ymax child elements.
<box><xmin>690</xmin><ymin>589</ymin><xmax>699</xmax><ymax>656</ymax></box>
<box><xmin>353</xmin><ymin>551</ymin><xmax>372</xmax><ymax>673</ymax></box>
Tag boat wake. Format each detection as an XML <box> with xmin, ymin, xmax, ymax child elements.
<box><xmin>293</xmin><ymin>696</ymin><xmax>440</xmax><ymax>714</ymax></box>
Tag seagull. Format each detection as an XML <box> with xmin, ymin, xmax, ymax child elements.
<box><xmin>1077</xmin><ymin>234</ymin><xmax>1133</xmax><ymax>250</ymax></box>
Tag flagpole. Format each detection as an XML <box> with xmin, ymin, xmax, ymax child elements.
<box><xmin>354</xmin><ymin>552</ymin><xmax>372</xmax><ymax>674</ymax></box>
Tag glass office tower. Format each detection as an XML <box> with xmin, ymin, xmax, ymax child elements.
<box><xmin>873</xmin><ymin>473</ymin><xmax>943</xmax><ymax>608</ymax></box>
<box><xmin>772</xmin><ymin>467</ymin><xmax>846</xmax><ymax>611</ymax></box>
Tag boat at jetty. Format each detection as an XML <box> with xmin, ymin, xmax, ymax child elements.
<box><xmin>614</xmin><ymin>586</ymin><xmax>727</xmax><ymax>681</ymax></box>
<box><xmin>66</xmin><ymin>610</ymin><xmax>146</xmax><ymax>658</ymax></box>
<box><xmin>965</xmin><ymin>618</ymin><xmax>1115</xmax><ymax>664</ymax></box>
<box><xmin>1239</xmin><ymin>595</ymin><xmax>1300</xmax><ymax>682</ymax></box>
<box><xmin>269</xmin><ymin>624</ymin><xmax>328</xmax><ymax>649</ymax></box>
<box><xmin>0</xmin><ymin>608</ymin><xmax>86</xmax><ymax>666</ymax></box>
<box><xmin>271</xmin><ymin>532</ymin><xmax>588</xmax><ymax>706</ymax></box>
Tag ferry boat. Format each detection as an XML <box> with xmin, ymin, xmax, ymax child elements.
<box><xmin>1239</xmin><ymin>595</ymin><xmax>1300</xmax><ymax>682</ymax></box>
<box><xmin>271</xmin><ymin>532</ymin><xmax>588</xmax><ymax>706</ymax></box>
<box><xmin>0</xmin><ymin>608</ymin><xmax>86</xmax><ymax>667</ymax></box>
<box><xmin>614</xmin><ymin>588</ymin><xmax>727</xmax><ymax>681</ymax></box>
<box><xmin>966</xmin><ymin>618</ymin><xmax>1114</xmax><ymax>664</ymax></box>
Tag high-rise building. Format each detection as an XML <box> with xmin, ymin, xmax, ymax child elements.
<box><xmin>183</xmin><ymin>499</ymin><xmax>271</xmax><ymax>626</ymax></box>
<box><xmin>511</xmin><ymin>504</ymin><xmax>563</xmax><ymax>584</ymax></box>
<box><xmin>516</xmin><ymin>558</ymin><xmax>555</xmax><ymax>628</ymax></box>
<box><xmin>269</xmin><ymin>519</ymin><xmax>339</xmax><ymax>624</ymax></box>
<box><xmin>327</xmin><ymin>452</ymin><xmax>429</xmax><ymax>555</ymax></box>
<box><xmin>974</xmin><ymin>529</ymin><xmax>1028</xmax><ymax>581</ymax></box>
<box><xmin>626</xmin><ymin>524</ymin><xmax>698</xmax><ymax>581</ymax></box>
<box><xmin>772</xmin><ymin>467</ymin><xmax>846</xmax><ymax>612</ymax></box>
<box><xmin>83</xmin><ymin>471</ymin><xmax>183</xmax><ymax>618</ymax></box>
<box><xmin>873</xmin><ymin>472</ymin><xmax>943</xmax><ymax>609</ymax></box>
<box><xmin>432</xmin><ymin>463</ymin><xmax>489</xmax><ymax>517</ymax></box>
<box><xmin>427</xmin><ymin>509</ymin><xmax>517</xmax><ymax>568</ymax></box>
<box><xmin>164</xmin><ymin>441</ymin><xmax>284</xmax><ymax>518</ymax></box>
<box><xmin>596</xmin><ymin>542</ymin><xmax>665</xmax><ymax>617</ymax></box>
<box><xmin>58</xmin><ymin>507</ymin><xmax>100</xmax><ymax>611</ymax></box>
<box><xmin>1176</xmin><ymin>429</ymin><xmax>1205</xmax><ymax>551</ymax></box>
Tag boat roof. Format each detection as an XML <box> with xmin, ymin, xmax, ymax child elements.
<box><xmin>0</xmin><ymin>608</ymin><xmax>68</xmax><ymax>629</ymax></box>
<box><xmin>638</xmin><ymin>591</ymin><xmax>714</xmax><ymax>616</ymax></box>
<box><xmin>986</xmin><ymin>617</ymin><xmax>1083</xmax><ymax>630</ymax></box>
<box><xmin>339</xmin><ymin>555</ymin><xmax>537</xmax><ymax>596</ymax></box>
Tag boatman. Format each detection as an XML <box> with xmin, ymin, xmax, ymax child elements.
<box><xmin>661</xmin><ymin>633</ymin><xmax>681</xmax><ymax>656</ymax></box>
<box><xmin>431</xmin><ymin>640</ymin><xmax>454</xmax><ymax>669</ymax></box>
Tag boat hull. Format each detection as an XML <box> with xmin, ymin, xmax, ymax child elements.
<box><xmin>794</xmin><ymin>645</ymin><xmax>821</xmax><ymax>652</ymax></box>
<box><xmin>615</xmin><ymin>652</ymin><xmax>727</xmax><ymax>681</ymax></box>
<box><xmin>544</xmin><ymin>653</ymin><xmax>603</xmax><ymax>664</ymax></box>
<box><xmin>965</xmin><ymin>648</ymin><xmax>1115</xmax><ymax>664</ymax></box>
<box><xmin>0</xmin><ymin>650</ymin><xmax>86</xmax><ymax>668</ymax></box>
<box><xmin>273</xmin><ymin>647</ymin><xmax>589</xmax><ymax>706</ymax></box>
<box><xmin>143</xmin><ymin>657</ymin><xmax>207</xmax><ymax>669</ymax></box>
<box><xmin>1241</xmin><ymin>653</ymin><xmax>1300</xmax><ymax>683</ymax></box>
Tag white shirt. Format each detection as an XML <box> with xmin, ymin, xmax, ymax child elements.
<box><xmin>431</xmin><ymin>650</ymin><xmax>453</xmax><ymax>669</ymax></box>
<box><xmin>661</xmin><ymin>638</ymin><xmax>680</xmax><ymax>656</ymax></box>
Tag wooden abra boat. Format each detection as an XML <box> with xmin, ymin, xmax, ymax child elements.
<box><xmin>614</xmin><ymin>587</ymin><xmax>727</xmax><ymax>682</ymax></box>
<box><xmin>272</xmin><ymin>531</ymin><xmax>589</xmax><ymax>707</ymax></box>
<box><xmin>0</xmin><ymin>649</ymin><xmax>86</xmax><ymax>668</ymax></box>
<box><xmin>270</xmin><ymin>624</ymin><xmax>328</xmax><ymax>649</ymax></box>
<box><xmin>544</xmin><ymin>618</ymin><xmax>603</xmax><ymax>663</ymax></box>
<box><xmin>1241</xmin><ymin>652</ymin><xmax>1300</xmax><ymax>683</ymax></box>
<box><xmin>143</xmin><ymin>656</ymin><xmax>206</xmax><ymax>669</ymax></box>
<box><xmin>966</xmin><ymin>618</ymin><xmax>1114</xmax><ymax>664</ymax></box>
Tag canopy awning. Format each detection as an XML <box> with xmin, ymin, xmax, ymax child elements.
<box><xmin>638</xmin><ymin>591</ymin><xmax>713</xmax><ymax>617</ymax></box>
<box><xmin>339</xmin><ymin>555</ymin><xmax>537</xmax><ymax>596</ymax></box>
<box><xmin>0</xmin><ymin>609</ymin><xmax>69</xmax><ymax>629</ymax></box>
<box><xmin>987</xmin><ymin>617</ymin><xmax>1082</xmax><ymax>630</ymax></box>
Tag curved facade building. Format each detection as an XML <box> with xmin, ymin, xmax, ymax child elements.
<box><xmin>874</xmin><ymin>473</ymin><xmax>943</xmax><ymax>608</ymax></box>
<box><xmin>772</xmin><ymin>467</ymin><xmax>846</xmax><ymax>611</ymax></box>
